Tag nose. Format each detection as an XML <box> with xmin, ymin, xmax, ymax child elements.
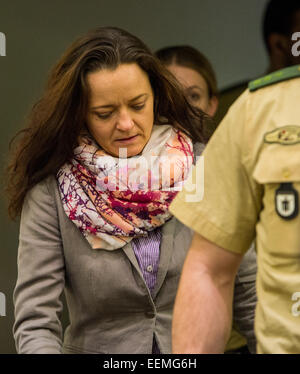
<box><xmin>116</xmin><ymin>109</ymin><xmax>134</xmax><ymax>131</ymax></box>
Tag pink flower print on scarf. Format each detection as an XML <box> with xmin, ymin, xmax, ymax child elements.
<box><xmin>57</xmin><ymin>124</ymin><xmax>194</xmax><ymax>250</ymax></box>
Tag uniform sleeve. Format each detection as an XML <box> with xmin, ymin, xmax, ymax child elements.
<box><xmin>170</xmin><ymin>90</ymin><xmax>261</xmax><ymax>254</ymax></box>
<box><xmin>13</xmin><ymin>177</ymin><xmax>65</xmax><ymax>354</ymax></box>
<box><xmin>232</xmin><ymin>243</ymin><xmax>257</xmax><ymax>353</ymax></box>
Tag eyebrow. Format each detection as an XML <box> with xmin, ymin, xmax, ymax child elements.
<box><xmin>186</xmin><ymin>85</ymin><xmax>204</xmax><ymax>93</ymax></box>
<box><xmin>90</xmin><ymin>93</ymin><xmax>148</xmax><ymax>110</ymax></box>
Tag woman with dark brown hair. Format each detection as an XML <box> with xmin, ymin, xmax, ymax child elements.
<box><xmin>156</xmin><ymin>45</ymin><xmax>219</xmax><ymax>118</ymax></box>
<box><xmin>6</xmin><ymin>27</ymin><xmax>253</xmax><ymax>354</ymax></box>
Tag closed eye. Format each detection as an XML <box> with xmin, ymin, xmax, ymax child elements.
<box><xmin>95</xmin><ymin>112</ymin><xmax>113</xmax><ymax>119</ymax></box>
<box><xmin>132</xmin><ymin>103</ymin><xmax>145</xmax><ymax>111</ymax></box>
<box><xmin>188</xmin><ymin>93</ymin><xmax>201</xmax><ymax>101</ymax></box>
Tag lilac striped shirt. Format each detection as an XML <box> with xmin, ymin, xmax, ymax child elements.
<box><xmin>131</xmin><ymin>227</ymin><xmax>162</xmax><ymax>354</ymax></box>
<box><xmin>131</xmin><ymin>227</ymin><xmax>162</xmax><ymax>294</ymax></box>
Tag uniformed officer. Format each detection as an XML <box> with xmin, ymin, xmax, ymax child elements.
<box><xmin>215</xmin><ymin>0</ymin><xmax>300</xmax><ymax>125</ymax></box>
<box><xmin>170</xmin><ymin>64</ymin><xmax>300</xmax><ymax>354</ymax></box>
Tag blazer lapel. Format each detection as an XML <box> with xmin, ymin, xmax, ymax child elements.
<box><xmin>122</xmin><ymin>242</ymin><xmax>145</xmax><ymax>280</ymax></box>
<box><xmin>151</xmin><ymin>217</ymin><xmax>176</xmax><ymax>299</ymax></box>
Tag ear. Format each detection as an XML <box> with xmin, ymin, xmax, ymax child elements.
<box><xmin>268</xmin><ymin>33</ymin><xmax>290</xmax><ymax>57</ymax></box>
<box><xmin>207</xmin><ymin>95</ymin><xmax>218</xmax><ymax>117</ymax></box>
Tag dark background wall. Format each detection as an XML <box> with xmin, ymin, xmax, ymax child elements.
<box><xmin>0</xmin><ymin>0</ymin><xmax>268</xmax><ymax>353</ymax></box>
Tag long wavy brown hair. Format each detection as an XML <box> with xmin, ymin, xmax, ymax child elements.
<box><xmin>4</xmin><ymin>26</ymin><xmax>213</xmax><ymax>221</ymax></box>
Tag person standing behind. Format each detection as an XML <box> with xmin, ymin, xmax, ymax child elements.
<box><xmin>263</xmin><ymin>0</ymin><xmax>300</xmax><ymax>73</ymax></box>
<box><xmin>215</xmin><ymin>0</ymin><xmax>300</xmax><ymax>124</ymax></box>
<box><xmin>156</xmin><ymin>45</ymin><xmax>257</xmax><ymax>354</ymax></box>
<box><xmin>156</xmin><ymin>46</ymin><xmax>218</xmax><ymax>119</ymax></box>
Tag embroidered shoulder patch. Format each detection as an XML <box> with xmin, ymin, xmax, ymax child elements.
<box><xmin>264</xmin><ymin>125</ymin><xmax>300</xmax><ymax>145</ymax></box>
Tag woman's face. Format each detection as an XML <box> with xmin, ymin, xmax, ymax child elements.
<box><xmin>167</xmin><ymin>64</ymin><xmax>218</xmax><ymax>117</ymax></box>
<box><xmin>85</xmin><ymin>63</ymin><xmax>154</xmax><ymax>157</ymax></box>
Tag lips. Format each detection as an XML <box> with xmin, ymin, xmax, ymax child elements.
<box><xmin>115</xmin><ymin>135</ymin><xmax>138</xmax><ymax>142</ymax></box>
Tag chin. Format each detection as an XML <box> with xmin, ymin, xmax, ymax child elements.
<box><xmin>118</xmin><ymin>144</ymin><xmax>144</xmax><ymax>158</ymax></box>
<box><xmin>126</xmin><ymin>146</ymin><xmax>143</xmax><ymax>158</ymax></box>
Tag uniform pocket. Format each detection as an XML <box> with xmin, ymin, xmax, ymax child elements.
<box><xmin>252</xmin><ymin>144</ymin><xmax>300</xmax><ymax>258</ymax></box>
<box><xmin>253</xmin><ymin>143</ymin><xmax>300</xmax><ymax>184</ymax></box>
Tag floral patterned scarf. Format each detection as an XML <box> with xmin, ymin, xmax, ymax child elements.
<box><xmin>57</xmin><ymin>124</ymin><xmax>193</xmax><ymax>250</ymax></box>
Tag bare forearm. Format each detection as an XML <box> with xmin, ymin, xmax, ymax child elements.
<box><xmin>172</xmin><ymin>262</ymin><xmax>233</xmax><ymax>353</ymax></box>
<box><xmin>172</xmin><ymin>233</ymin><xmax>241</xmax><ymax>354</ymax></box>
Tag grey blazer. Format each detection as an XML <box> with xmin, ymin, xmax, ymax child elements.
<box><xmin>13</xmin><ymin>152</ymin><xmax>257</xmax><ymax>354</ymax></box>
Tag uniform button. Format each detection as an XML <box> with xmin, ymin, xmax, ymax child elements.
<box><xmin>146</xmin><ymin>265</ymin><xmax>153</xmax><ymax>273</ymax></box>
